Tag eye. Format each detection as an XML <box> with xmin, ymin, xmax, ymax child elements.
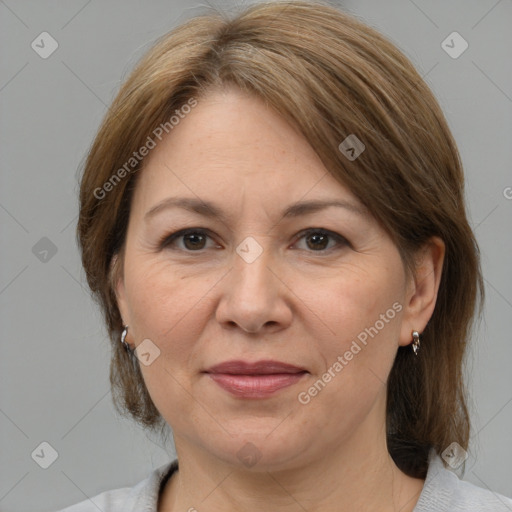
<box><xmin>159</xmin><ymin>228</ymin><xmax>217</xmax><ymax>251</ymax></box>
<box><xmin>293</xmin><ymin>228</ymin><xmax>349</xmax><ymax>252</ymax></box>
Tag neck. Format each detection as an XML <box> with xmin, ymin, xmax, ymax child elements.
<box><xmin>159</xmin><ymin>396</ymin><xmax>425</xmax><ymax>512</ymax></box>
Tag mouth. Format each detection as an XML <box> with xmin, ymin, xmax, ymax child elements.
<box><xmin>202</xmin><ymin>360</ymin><xmax>309</xmax><ymax>398</ymax></box>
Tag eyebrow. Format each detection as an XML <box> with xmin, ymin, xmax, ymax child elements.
<box><xmin>144</xmin><ymin>197</ymin><xmax>369</xmax><ymax>223</ymax></box>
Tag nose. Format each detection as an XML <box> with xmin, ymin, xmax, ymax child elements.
<box><xmin>215</xmin><ymin>241</ymin><xmax>292</xmax><ymax>334</ymax></box>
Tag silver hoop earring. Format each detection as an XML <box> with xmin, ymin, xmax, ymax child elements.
<box><xmin>121</xmin><ymin>325</ymin><xmax>131</xmax><ymax>352</ymax></box>
<box><xmin>412</xmin><ymin>330</ymin><xmax>420</xmax><ymax>356</ymax></box>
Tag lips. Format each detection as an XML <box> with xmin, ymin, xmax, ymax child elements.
<box><xmin>204</xmin><ymin>359</ymin><xmax>307</xmax><ymax>375</ymax></box>
<box><xmin>203</xmin><ymin>360</ymin><xmax>308</xmax><ymax>398</ymax></box>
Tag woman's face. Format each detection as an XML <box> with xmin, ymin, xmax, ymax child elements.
<box><xmin>115</xmin><ymin>87</ymin><xmax>428</xmax><ymax>470</ymax></box>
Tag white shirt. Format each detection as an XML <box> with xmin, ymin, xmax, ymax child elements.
<box><xmin>56</xmin><ymin>450</ymin><xmax>512</xmax><ymax>511</ymax></box>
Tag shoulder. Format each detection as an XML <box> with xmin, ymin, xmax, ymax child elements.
<box><xmin>55</xmin><ymin>459</ymin><xmax>178</xmax><ymax>512</ymax></box>
<box><xmin>414</xmin><ymin>449</ymin><xmax>512</xmax><ymax>512</ymax></box>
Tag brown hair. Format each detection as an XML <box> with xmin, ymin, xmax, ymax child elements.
<box><xmin>76</xmin><ymin>0</ymin><xmax>483</xmax><ymax>478</ymax></box>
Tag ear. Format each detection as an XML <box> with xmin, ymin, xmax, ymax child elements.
<box><xmin>399</xmin><ymin>236</ymin><xmax>445</xmax><ymax>347</ymax></box>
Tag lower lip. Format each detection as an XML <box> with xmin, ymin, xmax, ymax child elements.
<box><xmin>206</xmin><ymin>372</ymin><xmax>307</xmax><ymax>398</ymax></box>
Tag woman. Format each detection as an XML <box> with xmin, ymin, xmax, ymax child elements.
<box><xmin>59</xmin><ymin>1</ymin><xmax>512</xmax><ymax>510</ymax></box>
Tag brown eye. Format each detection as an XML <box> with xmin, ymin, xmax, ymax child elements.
<box><xmin>160</xmin><ymin>229</ymin><xmax>215</xmax><ymax>251</ymax></box>
<box><xmin>182</xmin><ymin>232</ymin><xmax>207</xmax><ymax>250</ymax></box>
<box><xmin>295</xmin><ymin>229</ymin><xmax>348</xmax><ymax>253</ymax></box>
<box><xmin>305</xmin><ymin>232</ymin><xmax>330</xmax><ymax>250</ymax></box>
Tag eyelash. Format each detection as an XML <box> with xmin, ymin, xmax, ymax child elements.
<box><xmin>158</xmin><ymin>227</ymin><xmax>350</xmax><ymax>254</ymax></box>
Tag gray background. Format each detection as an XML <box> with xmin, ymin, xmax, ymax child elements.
<box><xmin>1</xmin><ymin>0</ymin><xmax>511</xmax><ymax>510</ymax></box>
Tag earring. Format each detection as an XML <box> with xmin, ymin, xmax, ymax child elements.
<box><xmin>121</xmin><ymin>325</ymin><xmax>131</xmax><ymax>352</ymax></box>
<box><xmin>411</xmin><ymin>330</ymin><xmax>420</xmax><ymax>356</ymax></box>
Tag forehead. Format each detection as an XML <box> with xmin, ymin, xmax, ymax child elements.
<box><xmin>130</xmin><ymin>88</ymin><xmax>362</xmax><ymax>219</ymax></box>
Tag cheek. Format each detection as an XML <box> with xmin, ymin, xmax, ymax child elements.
<box><xmin>301</xmin><ymin>261</ymin><xmax>405</xmax><ymax>396</ymax></box>
<box><xmin>297</xmin><ymin>281</ymin><xmax>403</xmax><ymax>437</ymax></box>
<box><xmin>123</xmin><ymin>259</ymin><xmax>212</xmax><ymax>423</ymax></box>
<box><xmin>305</xmin><ymin>264</ymin><xmax>403</xmax><ymax>344</ymax></box>
<box><xmin>122</xmin><ymin>257</ymin><xmax>206</xmax><ymax>356</ymax></box>
<box><xmin>126</xmin><ymin>255</ymin><xmax>197</xmax><ymax>323</ymax></box>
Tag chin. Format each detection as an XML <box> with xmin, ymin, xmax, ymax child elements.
<box><xmin>199</xmin><ymin>422</ymin><xmax>311</xmax><ymax>472</ymax></box>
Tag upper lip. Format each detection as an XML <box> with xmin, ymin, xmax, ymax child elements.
<box><xmin>204</xmin><ymin>359</ymin><xmax>307</xmax><ymax>375</ymax></box>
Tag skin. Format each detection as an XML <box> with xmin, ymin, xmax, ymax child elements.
<box><xmin>114</xmin><ymin>86</ymin><xmax>445</xmax><ymax>512</ymax></box>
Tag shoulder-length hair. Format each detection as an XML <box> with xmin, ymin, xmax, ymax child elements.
<box><xmin>77</xmin><ymin>0</ymin><xmax>483</xmax><ymax>479</ymax></box>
